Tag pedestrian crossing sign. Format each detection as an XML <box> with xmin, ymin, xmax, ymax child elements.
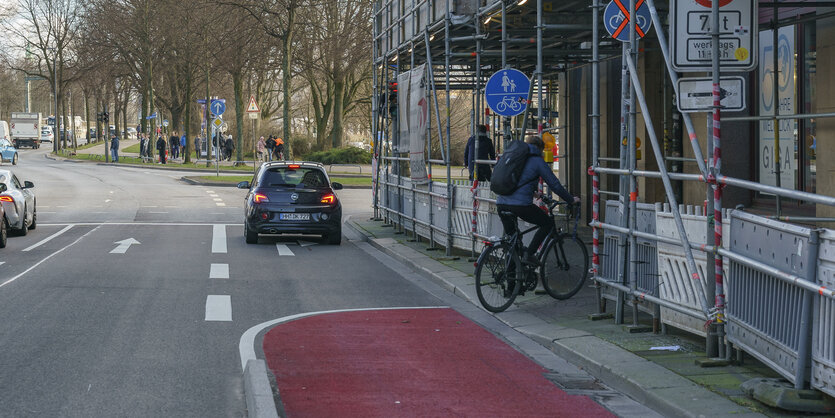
<box><xmin>246</xmin><ymin>95</ymin><xmax>260</xmax><ymax>113</ymax></box>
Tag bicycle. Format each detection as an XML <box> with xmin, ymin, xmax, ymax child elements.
<box><xmin>474</xmin><ymin>197</ymin><xmax>589</xmax><ymax>313</ymax></box>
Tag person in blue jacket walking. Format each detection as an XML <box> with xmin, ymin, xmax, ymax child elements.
<box><xmin>496</xmin><ymin>136</ymin><xmax>579</xmax><ymax>265</ymax></box>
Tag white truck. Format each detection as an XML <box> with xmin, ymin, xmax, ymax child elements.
<box><xmin>10</xmin><ymin>112</ymin><xmax>41</xmax><ymax>149</ymax></box>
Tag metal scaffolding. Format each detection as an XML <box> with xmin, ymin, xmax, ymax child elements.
<box><xmin>372</xmin><ymin>0</ymin><xmax>835</xmax><ymax>394</ymax></box>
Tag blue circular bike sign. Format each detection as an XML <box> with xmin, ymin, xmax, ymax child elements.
<box><xmin>485</xmin><ymin>69</ymin><xmax>530</xmax><ymax>117</ymax></box>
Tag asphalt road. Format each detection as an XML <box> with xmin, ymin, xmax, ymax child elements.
<box><xmin>0</xmin><ymin>148</ymin><xmax>653</xmax><ymax>417</ymax></box>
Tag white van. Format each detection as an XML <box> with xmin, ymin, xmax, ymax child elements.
<box><xmin>0</xmin><ymin>121</ymin><xmax>9</xmax><ymax>142</ymax></box>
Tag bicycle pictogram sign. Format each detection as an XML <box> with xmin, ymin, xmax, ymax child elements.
<box><xmin>603</xmin><ymin>0</ymin><xmax>653</xmax><ymax>42</ymax></box>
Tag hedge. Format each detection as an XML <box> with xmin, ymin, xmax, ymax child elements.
<box><xmin>302</xmin><ymin>146</ymin><xmax>371</xmax><ymax>165</ymax></box>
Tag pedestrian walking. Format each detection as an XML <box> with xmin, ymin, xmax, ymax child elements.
<box><xmin>139</xmin><ymin>134</ymin><xmax>147</xmax><ymax>159</ymax></box>
<box><xmin>225</xmin><ymin>135</ymin><xmax>235</xmax><ymax>161</ymax></box>
<box><xmin>180</xmin><ymin>133</ymin><xmax>186</xmax><ymax>159</ymax></box>
<box><xmin>194</xmin><ymin>136</ymin><xmax>202</xmax><ymax>159</ymax></box>
<box><xmin>110</xmin><ymin>133</ymin><xmax>120</xmax><ymax>162</ymax></box>
<box><xmin>170</xmin><ymin>131</ymin><xmax>180</xmax><ymax>160</ymax></box>
<box><xmin>274</xmin><ymin>137</ymin><xmax>285</xmax><ymax>161</ymax></box>
<box><xmin>265</xmin><ymin>135</ymin><xmax>275</xmax><ymax>162</ymax></box>
<box><xmin>257</xmin><ymin>136</ymin><xmax>266</xmax><ymax>161</ymax></box>
<box><xmin>156</xmin><ymin>135</ymin><xmax>167</xmax><ymax>164</ymax></box>
<box><xmin>464</xmin><ymin>124</ymin><xmax>496</xmax><ymax>181</ymax></box>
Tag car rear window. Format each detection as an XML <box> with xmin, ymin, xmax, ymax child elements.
<box><xmin>262</xmin><ymin>167</ymin><xmax>328</xmax><ymax>188</ymax></box>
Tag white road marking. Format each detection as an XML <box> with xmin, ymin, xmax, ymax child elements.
<box><xmin>0</xmin><ymin>262</ymin><xmax>5</xmax><ymax>266</ymax></box>
<box><xmin>22</xmin><ymin>225</ymin><xmax>74</xmax><ymax>252</ymax></box>
<box><xmin>164</xmin><ymin>206</ymin><xmax>179</xmax><ymax>208</ymax></box>
<box><xmin>216</xmin><ymin>202</ymin><xmax>226</xmax><ymax>207</ymax></box>
<box><xmin>212</xmin><ymin>224</ymin><xmax>227</xmax><ymax>253</ymax></box>
<box><xmin>205</xmin><ymin>295</ymin><xmax>232</xmax><ymax>321</ymax></box>
<box><xmin>211</xmin><ymin>213</ymin><xmax>224</xmax><ymax>215</ymax></box>
<box><xmin>148</xmin><ymin>211</ymin><xmax>168</xmax><ymax>214</ymax></box>
<box><xmin>213</xmin><ymin>198</ymin><xmax>223</xmax><ymax>202</ymax></box>
<box><xmin>110</xmin><ymin>238</ymin><xmax>140</xmax><ymax>254</ymax></box>
<box><xmin>142</xmin><ymin>206</ymin><xmax>159</xmax><ymax>208</ymax></box>
<box><xmin>210</xmin><ymin>263</ymin><xmax>229</xmax><ymax>279</ymax></box>
<box><xmin>1</xmin><ymin>225</ymin><xmax>103</xmax><ymax>289</ymax></box>
<box><xmin>276</xmin><ymin>244</ymin><xmax>294</xmax><ymax>256</ymax></box>
<box><xmin>109</xmin><ymin>191</ymin><xmax>114</xmax><ymax>194</ymax></box>
<box><xmin>237</xmin><ymin>307</ymin><xmax>447</xmax><ymax>371</ymax></box>
<box><xmin>105</xmin><ymin>199</ymin><xmax>112</xmax><ymax>203</ymax></box>
<box><xmin>205</xmin><ymin>190</ymin><xmax>215</xmax><ymax>193</ymax></box>
<box><xmin>91</xmin><ymin>212</ymin><xmax>106</xmax><ymax>214</ymax></box>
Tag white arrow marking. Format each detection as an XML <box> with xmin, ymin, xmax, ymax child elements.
<box><xmin>276</xmin><ymin>244</ymin><xmax>295</xmax><ymax>256</ymax></box>
<box><xmin>110</xmin><ymin>238</ymin><xmax>140</xmax><ymax>254</ymax></box>
<box><xmin>297</xmin><ymin>240</ymin><xmax>317</xmax><ymax>247</ymax></box>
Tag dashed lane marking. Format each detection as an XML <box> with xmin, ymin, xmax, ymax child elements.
<box><xmin>212</xmin><ymin>225</ymin><xmax>227</xmax><ymax>253</ymax></box>
<box><xmin>22</xmin><ymin>225</ymin><xmax>73</xmax><ymax>252</ymax></box>
<box><xmin>276</xmin><ymin>244</ymin><xmax>295</xmax><ymax>256</ymax></box>
<box><xmin>205</xmin><ymin>295</ymin><xmax>232</xmax><ymax>321</ymax></box>
<box><xmin>210</xmin><ymin>263</ymin><xmax>229</xmax><ymax>279</ymax></box>
<box><xmin>213</xmin><ymin>198</ymin><xmax>223</xmax><ymax>202</ymax></box>
<box><xmin>216</xmin><ymin>203</ymin><xmax>226</xmax><ymax>207</ymax></box>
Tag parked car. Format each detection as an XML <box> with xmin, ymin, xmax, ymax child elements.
<box><xmin>237</xmin><ymin>161</ymin><xmax>343</xmax><ymax>245</ymax></box>
<box><xmin>89</xmin><ymin>128</ymin><xmax>97</xmax><ymax>140</ymax></box>
<box><xmin>0</xmin><ymin>169</ymin><xmax>35</xmax><ymax>236</ymax></box>
<box><xmin>41</xmin><ymin>126</ymin><xmax>54</xmax><ymax>143</ymax></box>
<box><xmin>0</xmin><ymin>139</ymin><xmax>19</xmax><ymax>165</ymax></box>
<box><xmin>125</xmin><ymin>127</ymin><xmax>137</xmax><ymax>140</ymax></box>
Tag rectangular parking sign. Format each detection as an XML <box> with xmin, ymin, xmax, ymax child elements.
<box><xmin>671</xmin><ymin>0</ymin><xmax>757</xmax><ymax>72</ymax></box>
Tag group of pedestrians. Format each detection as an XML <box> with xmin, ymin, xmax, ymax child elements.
<box><xmin>256</xmin><ymin>135</ymin><xmax>285</xmax><ymax>161</ymax></box>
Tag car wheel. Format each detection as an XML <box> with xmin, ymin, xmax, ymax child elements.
<box><xmin>326</xmin><ymin>227</ymin><xmax>342</xmax><ymax>245</ymax></box>
<box><xmin>0</xmin><ymin>218</ymin><xmax>7</xmax><ymax>248</ymax></box>
<box><xmin>28</xmin><ymin>206</ymin><xmax>36</xmax><ymax>230</ymax></box>
<box><xmin>244</xmin><ymin>221</ymin><xmax>258</xmax><ymax>244</ymax></box>
<box><xmin>15</xmin><ymin>205</ymin><xmax>28</xmax><ymax>236</ymax></box>
<box><xmin>12</xmin><ymin>154</ymin><xmax>18</xmax><ymax>165</ymax></box>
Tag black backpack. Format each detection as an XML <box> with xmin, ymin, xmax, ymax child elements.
<box><xmin>490</xmin><ymin>140</ymin><xmax>533</xmax><ymax>195</ymax></box>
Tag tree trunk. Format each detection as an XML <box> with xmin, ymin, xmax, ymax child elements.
<box><xmin>141</xmin><ymin>88</ymin><xmax>148</xmax><ymax>135</ymax></box>
<box><xmin>184</xmin><ymin>70</ymin><xmax>192</xmax><ymax>163</ymax></box>
<box><xmin>84</xmin><ymin>91</ymin><xmax>90</xmax><ymax>144</ymax></box>
<box><xmin>282</xmin><ymin>8</ymin><xmax>295</xmax><ymax>158</ymax></box>
<box><xmin>147</xmin><ymin>62</ymin><xmax>155</xmax><ymax>158</ymax></box>
<box><xmin>61</xmin><ymin>91</ymin><xmax>68</xmax><ymax>150</ymax></box>
<box><xmin>330</xmin><ymin>77</ymin><xmax>345</xmax><ymax>149</ymax></box>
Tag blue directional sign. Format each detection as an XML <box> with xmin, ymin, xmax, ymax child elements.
<box><xmin>210</xmin><ymin>99</ymin><xmax>226</xmax><ymax>116</ymax></box>
<box><xmin>603</xmin><ymin>0</ymin><xmax>652</xmax><ymax>42</ymax></box>
<box><xmin>485</xmin><ymin>69</ymin><xmax>530</xmax><ymax>117</ymax></box>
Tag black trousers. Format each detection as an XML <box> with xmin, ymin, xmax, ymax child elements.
<box><xmin>496</xmin><ymin>204</ymin><xmax>554</xmax><ymax>256</ymax></box>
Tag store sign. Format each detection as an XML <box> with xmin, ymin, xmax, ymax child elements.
<box><xmin>758</xmin><ymin>26</ymin><xmax>795</xmax><ymax>189</ymax></box>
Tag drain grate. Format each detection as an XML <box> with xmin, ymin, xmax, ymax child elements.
<box><xmin>543</xmin><ymin>373</ymin><xmax>607</xmax><ymax>391</ymax></box>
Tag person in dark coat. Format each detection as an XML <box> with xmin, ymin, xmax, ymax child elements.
<box><xmin>156</xmin><ymin>135</ymin><xmax>167</xmax><ymax>164</ymax></box>
<box><xmin>464</xmin><ymin>124</ymin><xmax>496</xmax><ymax>181</ymax></box>
<box><xmin>110</xmin><ymin>134</ymin><xmax>119</xmax><ymax>162</ymax></box>
<box><xmin>224</xmin><ymin>135</ymin><xmax>235</xmax><ymax>161</ymax></box>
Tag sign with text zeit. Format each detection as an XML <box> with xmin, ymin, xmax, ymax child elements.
<box><xmin>671</xmin><ymin>0</ymin><xmax>757</xmax><ymax>72</ymax></box>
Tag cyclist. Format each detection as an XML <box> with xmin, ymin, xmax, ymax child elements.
<box><xmin>496</xmin><ymin>136</ymin><xmax>580</xmax><ymax>265</ymax></box>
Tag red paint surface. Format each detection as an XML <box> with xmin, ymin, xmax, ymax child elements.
<box><xmin>263</xmin><ymin>308</ymin><xmax>613</xmax><ymax>417</ymax></box>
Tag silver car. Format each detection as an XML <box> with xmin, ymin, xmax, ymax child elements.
<box><xmin>0</xmin><ymin>169</ymin><xmax>36</xmax><ymax>235</ymax></box>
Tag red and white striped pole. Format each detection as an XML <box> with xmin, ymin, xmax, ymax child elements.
<box><xmin>589</xmin><ymin>166</ymin><xmax>600</xmax><ymax>275</ymax></box>
<box><xmin>712</xmin><ymin>82</ymin><xmax>725</xmax><ymax>321</ymax></box>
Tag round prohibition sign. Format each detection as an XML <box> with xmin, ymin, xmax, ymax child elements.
<box><xmin>603</xmin><ymin>0</ymin><xmax>653</xmax><ymax>42</ymax></box>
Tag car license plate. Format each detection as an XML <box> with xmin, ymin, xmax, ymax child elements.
<box><xmin>279</xmin><ymin>213</ymin><xmax>310</xmax><ymax>221</ymax></box>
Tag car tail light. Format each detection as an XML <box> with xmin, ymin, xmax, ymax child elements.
<box><xmin>320</xmin><ymin>194</ymin><xmax>336</xmax><ymax>204</ymax></box>
<box><xmin>254</xmin><ymin>193</ymin><xmax>269</xmax><ymax>203</ymax></box>
<box><xmin>0</xmin><ymin>196</ymin><xmax>13</xmax><ymax>202</ymax></box>
<box><xmin>287</xmin><ymin>164</ymin><xmax>300</xmax><ymax>170</ymax></box>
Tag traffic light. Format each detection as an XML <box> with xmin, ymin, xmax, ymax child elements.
<box><xmin>387</xmin><ymin>82</ymin><xmax>398</xmax><ymax>118</ymax></box>
<box><xmin>96</xmin><ymin>112</ymin><xmax>110</xmax><ymax>123</ymax></box>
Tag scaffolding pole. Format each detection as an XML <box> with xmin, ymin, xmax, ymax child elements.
<box><xmin>590</xmin><ymin>0</ymin><xmax>603</xmax><ymax>313</ymax></box>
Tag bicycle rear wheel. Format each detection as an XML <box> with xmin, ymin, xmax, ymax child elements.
<box><xmin>540</xmin><ymin>236</ymin><xmax>589</xmax><ymax>300</ymax></box>
<box><xmin>475</xmin><ymin>242</ymin><xmax>522</xmax><ymax>312</ymax></box>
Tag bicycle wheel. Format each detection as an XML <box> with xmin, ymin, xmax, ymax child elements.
<box><xmin>540</xmin><ymin>236</ymin><xmax>589</xmax><ymax>300</ymax></box>
<box><xmin>475</xmin><ymin>242</ymin><xmax>522</xmax><ymax>312</ymax></box>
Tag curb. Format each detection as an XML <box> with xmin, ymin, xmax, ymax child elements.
<box><xmin>181</xmin><ymin>176</ymin><xmax>371</xmax><ymax>189</ymax></box>
<box><xmin>343</xmin><ymin>219</ymin><xmax>764</xmax><ymax>418</ymax></box>
<box><xmin>244</xmin><ymin>359</ymin><xmax>280</xmax><ymax>418</ymax></box>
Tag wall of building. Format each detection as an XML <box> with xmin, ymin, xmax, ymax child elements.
<box><xmin>816</xmin><ymin>14</ymin><xmax>835</xmax><ymax>218</ymax></box>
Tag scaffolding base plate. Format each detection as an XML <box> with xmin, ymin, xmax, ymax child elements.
<box><xmin>622</xmin><ymin>325</ymin><xmax>653</xmax><ymax>334</ymax></box>
<box><xmin>695</xmin><ymin>358</ymin><xmax>731</xmax><ymax>368</ymax></box>
<box><xmin>588</xmin><ymin>313</ymin><xmax>614</xmax><ymax>321</ymax></box>
<box><xmin>741</xmin><ymin>378</ymin><xmax>835</xmax><ymax>413</ymax></box>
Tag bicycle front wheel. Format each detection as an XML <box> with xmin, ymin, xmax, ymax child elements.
<box><xmin>540</xmin><ymin>236</ymin><xmax>589</xmax><ymax>300</ymax></box>
<box><xmin>475</xmin><ymin>242</ymin><xmax>522</xmax><ymax>312</ymax></box>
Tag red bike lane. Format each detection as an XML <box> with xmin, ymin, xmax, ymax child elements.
<box><xmin>263</xmin><ymin>307</ymin><xmax>613</xmax><ymax>417</ymax></box>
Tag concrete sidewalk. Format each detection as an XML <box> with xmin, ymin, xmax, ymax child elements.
<box><xmin>342</xmin><ymin>215</ymin><xmax>813</xmax><ymax>418</ymax></box>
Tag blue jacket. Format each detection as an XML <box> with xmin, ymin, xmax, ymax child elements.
<box><xmin>496</xmin><ymin>143</ymin><xmax>573</xmax><ymax>206</ymax></box>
